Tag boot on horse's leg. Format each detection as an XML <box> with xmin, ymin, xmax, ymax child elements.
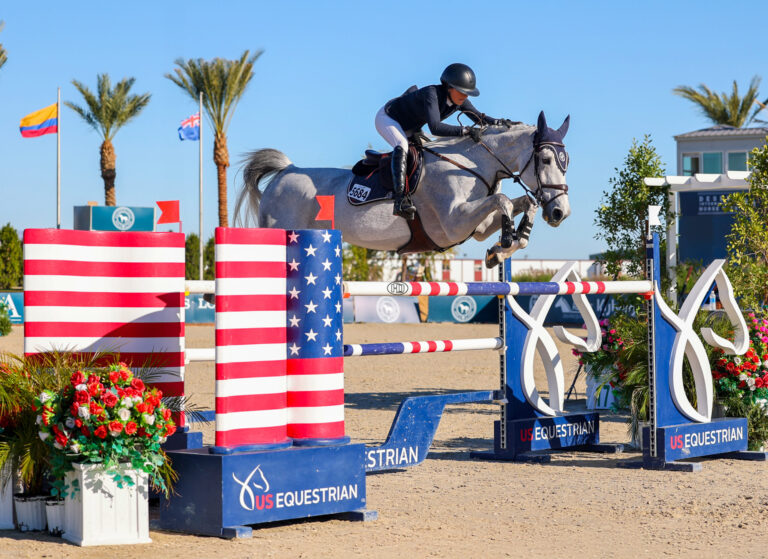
<box><xmin>391</xmin><ymin>146</ymin><xmax>416</xmax><ymax>220</ymax></box>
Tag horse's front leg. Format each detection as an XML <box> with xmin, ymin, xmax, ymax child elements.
<box><xmin>483</xmin><ymin>202</ymin><xmax>539</xmax><ymax>268</ymax></box>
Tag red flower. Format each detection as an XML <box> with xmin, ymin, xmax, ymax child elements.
<box><xmin>75</xmin><ymin>390</ymin><xmax>91</xmax><ymax>404</ymax></box>
<box><xmin>109</xmin><ymin>370</ymin><xmax>120</xmax><ymax>384</ymax></box>
<box><xmin>80</xmin><ymin>426</ymin><xmax>90</xmax><ymax>437</ymax></box>
<box><xmin>162</xmin><ymin>409</ymin><xmax>171</xmax><ymax>421</ymax></box>
<box><xmin>87</xmin><ymin>374</ymin><xmax>100</xmax><ymax>385</ymax></box>
<box><xmin>137</xmin><ymin>427</ymin><xmax>147</xmax><ymax>438</ymax></box>
<box><xmin>108</xmin><ymin>421</ymin><xmax>123</xmax><ymax>434</ymax></box>
<box><xmin>88</xmin><ymin>383</ymin><xmax>104</xmax><ymax>397</ymax></box>
<box><xmin>101</xmin><ymin>392</ymin><xmax>118</xmax><ymax>408</ymax></box>
<box><xmin>75</xmin><ymin>419</ymin><xmax>82</xmax><ymax>428</ymax></box>
<box><xmin>125</xmin><ymin>421</ymin><xmax>138</xmax><ymax>435</ymax></box>
<box><xmin>119</xmin><ymin>370</ymin><xmax>130</xmax><ymax>382</ymax></box>
<box><xmin>135</xmin><ymin>402</ymin><xmax>146</xmax><ymax>414</ymax></box>
<box><xmin>131</xmin><ymin>378</ymin><xmax>145</xmax><ymax>392</ymax></box>
<box><xmin>165</xmin><ymin>424</ymin><xmax>176</xmax><ymax>437</ymax></box>
<box><xmin>89</xmin><ymin>401</ymin><xmax>104</xmax><ymax>416</ymax></box>
<box><xmin>94</xmin><ymin>425</ymin><xmax>108</xmax><ymax>439</ymax></box>
<box><xmin>71</xmin><ymin>371</ymin><xmax>85</xmax><ymax>386</ymax></box>
<box><xmin>70</xmin><ymin>403</ymin><xmax>80</xmax><ymax>417</ymax></box>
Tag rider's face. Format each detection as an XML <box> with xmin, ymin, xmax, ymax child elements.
<box><xmin>448</xmin><ymin>88</ymin><xmax>468</xmax><ymax>105</ymax></box>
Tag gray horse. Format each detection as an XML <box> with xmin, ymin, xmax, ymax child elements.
<box><xmin>235</xmin><ymin>111</ymin><xmax>570</xmax><ymax>267</ymax></box>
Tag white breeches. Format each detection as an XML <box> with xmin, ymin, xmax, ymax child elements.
<box><xmin>375</xmin><ymin>106</ymin><xmax>409</xmax><ymax>151</ymax></box>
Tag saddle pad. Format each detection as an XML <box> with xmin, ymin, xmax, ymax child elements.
<box><xmin>346</xmin><ymin>147</ymin><xmax>423</xmax><ymax>206</ymax></box>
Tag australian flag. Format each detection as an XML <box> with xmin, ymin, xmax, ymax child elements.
<box><xmin>178</xmin><ymin>112</ymin><xmax>200</xmax><ymax>141</ymax></box>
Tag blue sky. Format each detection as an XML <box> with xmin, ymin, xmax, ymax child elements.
<box><xmin>1</xmin><ymin>1</ymin><xmax>765</xmax><ymax>259</ymax></box>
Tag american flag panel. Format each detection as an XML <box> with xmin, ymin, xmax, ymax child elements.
<box><xmin>23</xmin><ymin>229</ymin><xmax>186</xmax><ymax>424</ymax></box>
<box><xmin>214</xmin><ymin>227</ymin><xmax>289</xmax><ymax>449</ymax></box>
<box><xmin>286</xmin><ymin>229</ymin><xmax>346</xmax><ymax>442</ymax></box>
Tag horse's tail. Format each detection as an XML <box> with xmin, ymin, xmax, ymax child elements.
<box><xmin>234</xmin><ymin>148</ymin><xmax>292</xmax><ymax>227</ymax></box>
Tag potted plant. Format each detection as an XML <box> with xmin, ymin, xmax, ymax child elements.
<box><xmin>572</xmin><ymin>318</ymin><xmax>626</xmax><ymax>410</ymax></box>
<box><xmin>36</xmin><ymin>361</ymin><xmax>176</xmax><ymax>546</ymax></box>
<box><xmin>711</xmin><ymin>311</ymin><xmax>768</xmax><ymax>450</ymax></box>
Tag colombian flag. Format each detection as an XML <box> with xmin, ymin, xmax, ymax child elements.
<box><xmin>19</xmin><ymin>103</ymin><xmax>58</xmax><ymax>138</ymax></box>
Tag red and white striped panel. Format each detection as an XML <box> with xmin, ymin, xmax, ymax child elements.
<box><xmin>23</xmin><ymin>229</ymin><xmax>186</xmax><ymax>423</ymax></box>
<box><xmin>214</xmin><ymin>227</ymin><xmax>289</xmax><ymax>449</ymax></box>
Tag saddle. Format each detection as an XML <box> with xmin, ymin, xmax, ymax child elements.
<box><xmin>347</xmin><ymin>145</ymin><xmax>424</xmax><ymax>206</ymax></box>
<box><xmin>347</xmin><ymin>144</ymin><xmax>442</xmax><ymax>254</ymax></box>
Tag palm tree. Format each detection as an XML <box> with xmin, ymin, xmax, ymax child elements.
<box><xmin>166</xmin><ymin>50</ymin><xmax>262</xmax><ymax>227</ymax></box>
<box><xmin>0</xmin><ymin>21</ymin><xmax>7</xmax><ymax>71</ymax></box>
<box><xmin>65</xmin><ymin>74</ymin><xmax>151</xmax><ymax>206</ymax></box>
<box><xmin>673</xmin><ymin>76</ymin><xmax>763</xmax><ymax>128</ymax></box>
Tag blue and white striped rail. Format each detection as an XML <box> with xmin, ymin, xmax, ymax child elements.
<box><xmin>343</xmin><ymin>280</ymin><xmax>653</xmax><ymax>297</ymax></box>
<box><xmin>343</xmin><ymin>337</ymin><xmax>503</xmax><ymax>357</ymax></box>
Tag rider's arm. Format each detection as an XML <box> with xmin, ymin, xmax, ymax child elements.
<box><xmin>424</xmin><ymin>87</ymin><xmax>465</xmax><ymax>137</ymax></box>
<box><xmin>459</xmin><ymin>99</ymin><xmax>497</xmax><ymax>125</ymax></box>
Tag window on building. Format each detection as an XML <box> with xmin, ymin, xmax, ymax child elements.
<box><xmin>727</xmin><ymin>152</ymin><xmax>748</xmax><ymax>171</ymax></box>
<box><xmin>683</xmin><ymin>154</ymin><xmax>700</xmax><ymax>176</ymax></box>
<box><xmin>702</xmin><ymin>152</ymin><xmax>723</xmax><ymax>173</ymax></box>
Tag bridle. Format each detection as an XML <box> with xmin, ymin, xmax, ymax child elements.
<box><xmin>422</xmin><ymin>131</ymin><xmax>569</xmax><ymax>210</ymax></box>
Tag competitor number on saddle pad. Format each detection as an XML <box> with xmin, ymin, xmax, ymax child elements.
<box><xmin>349</xmin><ymin>184</ymin><xmax>372</xmax><ymax>203</ymax></box>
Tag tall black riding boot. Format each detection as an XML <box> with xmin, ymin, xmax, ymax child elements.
<box><xmin>391</xmin><ymin>146</ymin><xmax>416</xmax><ymax>220</ymax></box>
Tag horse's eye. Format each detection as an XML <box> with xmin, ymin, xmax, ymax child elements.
<box><xmin>542</xmin><ymin>157</ymin><xmax>552</xmax><ymax>165</ymax></box>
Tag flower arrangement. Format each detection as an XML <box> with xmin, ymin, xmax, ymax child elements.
<box><xmin>35</xmin><ymin>362</ymin><xmax>176</xmax><ymax>496</ymax></box>
<box><xmin>572</xmin><ymin>319</ymin><xmax>628</xmax><ymax>402</ymax></box>
<box><xmin>712</xmin><ymin>312</ymin><xmax>768</xmax><ymax>449</ymax></box>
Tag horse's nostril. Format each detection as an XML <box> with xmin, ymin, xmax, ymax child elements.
<box><xmin>552</xmin><ymin>209</ymin><xmax>563</xmax><ymax>222</ymax></box>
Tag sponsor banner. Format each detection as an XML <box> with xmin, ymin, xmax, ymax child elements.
<box><xmin>73</xmin><ymin>205</ymin><xmax>156</xmax><ymax>232</ymax></box>
<box><xmin>506</xmin><ymin>413</ymin><xmax>600</xmax><ymax>454</ymax></box>
<box><xmin>658</xmin><ymin>418</ymin><xmax>747</xmax><ymax>462</ymax></box>
<box><xmin>352</xmin><ymin>296</ymin><xmax>420</xmax><ymax>323</ymax></box>
<box><xmin>0</xmin><ymin>293</ymin><xmax>24</xmax><ymax>324</ymax></box>
<box><xmin>185</xmin><ymin>294</ymin><xmax>215</xmax><ymax>323</ymax></box>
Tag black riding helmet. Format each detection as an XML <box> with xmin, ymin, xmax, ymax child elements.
<box><xmin>440</xmin><ymin>63</ymin><xmax>480</xmax><ymax>97</ymax></box>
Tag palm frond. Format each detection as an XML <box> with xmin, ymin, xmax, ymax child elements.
<box><xmin>673</xmin><ymin>76</ymin><xmax>762</xmax><ymax>128</ymax></box>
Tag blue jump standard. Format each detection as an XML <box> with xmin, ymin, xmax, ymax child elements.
<box><xmin>158</xmin><ymin>444</ymin><xmax>375</xmax><ymax>538</ymax></box>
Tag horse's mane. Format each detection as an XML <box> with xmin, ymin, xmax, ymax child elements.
<box><xmin>426</xmin><ymin>124</ymin><xmax>535</xmax><ymax>151</ymax></box>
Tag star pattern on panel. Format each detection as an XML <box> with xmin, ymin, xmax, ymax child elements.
<box><xmin>286</xmin><ymin>230</ymin><xmax>345</xmax><ymax>360</ymax></box>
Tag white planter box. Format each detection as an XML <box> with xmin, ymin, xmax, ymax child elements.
<box><xmin>0</xmin><ymin>464</ymin><xmax>13</xmax><ymax>530</ymax></box>
<box><xmin>45</xmin><ymin>499</ymin><xmax>65</xmax><ymax>536</ymax></box>
<box><xmin>62</xmin><ymin>463</ymin><xmax>151</xmax><ymax>546</ymax></box>
<box><xmin>14</xmin><ymin>495</ymin><xmax>46</xmax><ymax>531</ymax></box>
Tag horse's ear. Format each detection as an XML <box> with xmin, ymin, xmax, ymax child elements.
<box><xmin>558</xmin><ymin>115</ymin><xmax>570</xmax><ymax>138</ymax></box>
<box><xmin>537</xmin><ymin>111</ymin><xmax>547</xmax><ymax>133</ymax></box>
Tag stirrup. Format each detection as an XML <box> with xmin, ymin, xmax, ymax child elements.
<box><xmin>393</xmin><ymin>199</ymin><xmax>416</xmax><ymax>220</ymax></box>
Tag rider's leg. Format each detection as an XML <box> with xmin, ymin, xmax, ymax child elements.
<box><xmin>375</xmin><ymin>107</ymin><xmax>416</xmax><ymax>220</ymax></box>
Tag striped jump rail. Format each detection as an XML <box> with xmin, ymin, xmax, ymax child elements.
<box><xmin>343</xmin><ymin>280</ymin><xmax>654</xmax><ymax>297</ymax></box>
<box><xmin>343</xmin><ymin>337</ymin><xmax>503</xmax><ymax>357</ymax></box>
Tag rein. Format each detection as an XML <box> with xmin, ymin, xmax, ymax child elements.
<box><xmin>422</xmin><ymin>134</ymin><xmax>569</xmax><ymax>209</ymax></box>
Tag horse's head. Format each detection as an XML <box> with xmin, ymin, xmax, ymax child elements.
<box><xmin>520</xmin><ymin>111</ymin><xmax>571</xmax><ymax>227</ymax></box>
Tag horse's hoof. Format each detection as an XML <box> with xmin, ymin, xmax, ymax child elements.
<box><xmin>485</xmin><ymin>249</ymin><xmax>500</xmax><ymax>269</ymax></box>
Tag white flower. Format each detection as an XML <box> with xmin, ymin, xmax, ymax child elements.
<box><xmin>739</xmin><ymin>373</ymin><xmax>748</xmax><ymax>381</ymax></box>
<box><xmin>748</xmin><ymin>377</ymin><xmax>756</xmax><ymax>387</ymax></box>
<box><xmin>143</xmin><ymin>414</ymin><xmax>155</xmax><ymax>426</ymax></box>
<box><xmin>734</xmin><ymin>357</ymin><xmax>742</xmax><ymax>365</ymax></box>
<box><xmin>69</xmin><ymin>441</ymin><xmax>81</xmax><ymax>454</ymax></box>
<box><xmin>36</xmin><ymin>415</ymin><xmax>42</xmax><ymax>425</ymax></box>
<box><xmin>77</xmin><ymin>405</ymin><xmax>91</xmax><ymax>420</ymax></box>
<box><xmin>117</xmin><ymin>408</ymin><xmax>131</xmax><ymax>421</ymax></box>
<box><xmin>75</xmin><ymin>383</ymin><xmax>87</xmax><ymax>391</ymax></box>
<box><xmin>38</xmin><ymin>431</ymin><xmax>50</xmax><ymax>441</ymax></box>
<box><xmin>109</xmin><ymin>428</ymin><xmax>122</xmax><ymax>437</ymax></box>
<box><xmin>122</xmin><ymin>398</ymin><xmax>134</xmax><ymax>409</ymax></box>
<box><xmin>159</xmin><ymin>436</ymin><xmax>167</xmax><ymax>444</ymax></box>
<box><xmin>38</xmin><ymin>392</ymin><xmax>51</xmax><ymax>403</ymax></box>
<box><xmin>65</xmin><ymin>417</ymin><xmax>76</xmax><ymax>429</ymax></box>
<box><xmin>53</xmin><ymin>441</ymin><xmax>64</xmax><ymax>450</ymax></box>
<box><xmin>133</xmin><ymin>396</ymin><xmax>142</xmax><ymax>405</ymax></box>
<box><xmin>763</xmin><ymin>360</ymin><xmax>768</xmax><ymax>369</ymax></box>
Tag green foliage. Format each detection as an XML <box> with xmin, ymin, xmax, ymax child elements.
<box><xmin>0</xmin><ymin>21</ymin><xmax>7</xmax><ymax>71</ymax></box>
<box><xmin>507</xmin><ymin>269</ymin><xmax>559</xmax><ymax>283</ymax></box>
<box><xmin>0</xmin><ymin>223</ymin><xmax>23</xmax><ymax>289</ymax></box>
<box><xmin>185</xmin><ymin>233</ymin><xmax>214</xmax><ymax>281</ymax></box>
<box><xmin>594</xmin><ymin>136</ymin><xmax>670</xmax><ymax>280</ymax></box>
<box><xmin>722</xmin><ymin>139</ymin><xmax>768</xmax><ymax>310</ymax></box>
<box><xmin>342</xmin><ymin>244</ymin><xmax>383</xmax><ymax>281</ymax></box>
<box><xmin>65</xmin><ymin>74</ymin><xmax>151</xmax><ymax>141</ymax></box>
<box><xmin>0</xmin><ymin>302</ymin><xmax>11</xmax><ymax>336</ymax></box>
<box><xmin>165</xmin><ymin>50</ymin><xmax>262</xmax><ymax>136</ymax></box>
<box><xmin>673</xmin><ymin>76</ymin><xmax>763</xmax><ymax>128</ymax></box>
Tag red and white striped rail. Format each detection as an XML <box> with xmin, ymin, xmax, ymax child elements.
<box><xmin>343</xmin><ymin>337</ymin><xmax>503</xmax><ymax>356</ymax></box>
<box><xmin>343</xmin><ymin>280</ymin><xmax>654</xmax><ymax>297</ymax></box>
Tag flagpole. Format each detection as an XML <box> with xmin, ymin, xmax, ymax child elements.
<box><xmin>198</xmin><ymin>92</ymin><xmax>204</xmax><ymax>281</ymax></box>
<box><xmin>57</xmin><ymin>87</ymin><xmax>61</xmax><ymax>229</ymax></box>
